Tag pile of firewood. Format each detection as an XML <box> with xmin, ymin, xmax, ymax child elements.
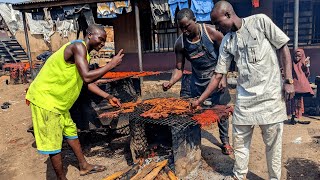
<box><xmin>102</xmin><ymin>159</ymin><xmax>178</xmax><ymax>180</ymax></box>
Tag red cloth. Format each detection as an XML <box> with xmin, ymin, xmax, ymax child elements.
<box><xmin>292</xmin><ymin>48</ymin><xmax>314</xmax><ymax>96</ymax></box>
<box><xmin>287</xmin><ymin>48</ymin><xmax>314</xmax><ymax>117</ymax></box>
<box><xmin>286</xmin><ymin>96</ymin><xmax>304</xmax><ymax>118</ymax></box>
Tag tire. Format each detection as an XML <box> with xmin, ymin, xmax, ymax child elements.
<box><xmin>129</xmin><ymin>119</ymin><xmax>148</xmax><ymax>160</ymax></box>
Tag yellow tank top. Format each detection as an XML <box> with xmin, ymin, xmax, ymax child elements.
<box><xmin>26</xmin><ymin>40</ymin><xmax>90</xmax><ymax>114</ymax></box>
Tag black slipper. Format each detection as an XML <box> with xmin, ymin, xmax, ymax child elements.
<box><xmin>80</xmin><ymin>165</ymin><xmax>106</xmax><ymax>176</ymax></box>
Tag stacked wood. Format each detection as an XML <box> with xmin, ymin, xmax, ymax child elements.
<box><xmin>102</xmin><ymin>159</ymin><xmax>178</xmax><ymax>180</ymax></box>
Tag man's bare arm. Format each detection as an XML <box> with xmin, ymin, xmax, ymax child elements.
<box><xmin>279</xmin><ymin>44</ymin><xmax>294</xmax><ymax>99</ymax></box>
<box><xmin>205</xmin><ymin>24</ymin><xmax>224</xmax><ymax>51</ymax></box>
<box><xmin>88</xmin><ymin>83</ymin><xmax>121</xmax><ymax>107</ymax></box>
<box><xmin>205</xmin><ymin>24</ymin><xmax>227</xmax><ymax>90</ymax></box>
<box><xmin>73</xmin><ymin>43</ymin><xmax>124</xmax><ymax>84</ymax></box>
<box><xmin>191</xmin><ymin>73</ymin><xmax>223</xmax><ymax>107</ymax></box>
<box><xmin>163</xmin><ymin>37</ymin><xmax>185</xmax><ymax>91</ymax></box>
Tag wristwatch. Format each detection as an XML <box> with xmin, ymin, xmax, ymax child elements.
<box><xmin>284</xmin><ymin>78</ymin><xmax>294</xmax><ymax>84</ymax></box>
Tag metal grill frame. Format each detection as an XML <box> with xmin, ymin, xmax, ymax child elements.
<box><xmin>129</xmin><ymin>104</ymin><xmax>198</xmax><ymax>131</ymax></box>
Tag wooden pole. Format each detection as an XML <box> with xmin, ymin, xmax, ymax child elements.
<box><xmin>294</xmin><ymin>0</ymin><xmax>299</xmax><ymax>50</ymax></box>
<box><xmin>135</xmin><ymin>3</ymin><xmax>143</xmax><ymax>72</ymax></box>
<box><xmin>22</xmin><ymin>12</ymin><xmax>33</xmax><ymax>79</ymax></box>
<box><xmin>134</xmin><ymin>3</ymin><xmax>144</xmax><ymax>96</ymax></box>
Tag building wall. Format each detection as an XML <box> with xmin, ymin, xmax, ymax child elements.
<box><xmin>113</xmin><ymin>11</ymin><xmax>138</xmax><ymax>53</ymax></box>
<box><xmin>14</xmin><ymin>27</ymin><xmax>114</xmax><ymax>61</ymax></box>
<box><xmin>113</xmin><ymin>52</ymin><xmax>191</xmax><ymax>72</ymax></box>
<box><xmin>15</xmin><ymin>31</ymin><xmax>79</xmax><ymax>60</ymax></box>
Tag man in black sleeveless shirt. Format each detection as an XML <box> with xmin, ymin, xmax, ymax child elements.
<box><xmin>162</xmin><ymin>8</ymin><xmax>233</xmax><ymax>155</ymax></box>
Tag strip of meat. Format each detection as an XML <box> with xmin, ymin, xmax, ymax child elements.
<box><xmin>140</xmin><ymin>98</ymin><xmax>191</xmax><ymax>119</ymax></box>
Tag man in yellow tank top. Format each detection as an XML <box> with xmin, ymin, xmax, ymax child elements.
<box><xmin>26</xmin><ymin>24</ymin><xmax>124</xmax><ymax>179</ymax></box>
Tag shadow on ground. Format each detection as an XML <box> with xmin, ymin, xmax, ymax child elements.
<box><xmin>285</xmin><ymin>158</ymin><xmax>320</xmax><ymax>180</ymax></box>
<box><xmin>44</xmin><ymin>132</ymin><xmax>132</xmax><ymax>180</ymax></box>
<box><xmin>201</xmin><ymin>130</ymin><xmax>264</xmax><ymax>179</ymax></box>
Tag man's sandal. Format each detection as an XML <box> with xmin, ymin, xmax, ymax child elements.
<box><xmin>80</xmin><ymin>165</ymin><xmax>106</xmax><ymax>176</ymax></box>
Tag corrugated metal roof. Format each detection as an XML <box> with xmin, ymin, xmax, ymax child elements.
<box><xmin>12</xmin><ymin>0</ymin><xmax>114</xmax><ymax>11</ymax></box>
<box><xmin>13</xmin><ymin>0</ymin><xmax>60</xmax><ymax>6</ymax></box>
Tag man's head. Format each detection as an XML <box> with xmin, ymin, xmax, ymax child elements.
<box><xmin>177</xmin><ymin>8</ymin><xmax>198</xmax><ymax>39</ymax></box>
<box><xmin>211</xmin><ymin>1</ymin><xmax>238</xmax><ymax>34</ymax></box>
<box><xmin>86</xmin><ymin>24</ymin><xmax>106</xmax><ymax>51</ymax></box>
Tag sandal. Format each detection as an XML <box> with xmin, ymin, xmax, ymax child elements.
<box><xmin>80</xmin><ymin>165</ymin><xmax>106</xmax><ymax>176</ymax></box>
<box><xmin>221</xmin><ymin>144</ymin><xmax>233</xmax><ymax>155</ymax></box>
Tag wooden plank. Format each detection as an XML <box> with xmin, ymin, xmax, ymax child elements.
<box><xmin>130</xmin><ymin>162</ymin><xmax>157</xmax><ymax>180</ymax></box>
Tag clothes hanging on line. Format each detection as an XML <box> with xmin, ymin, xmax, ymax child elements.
<box><xmin>150</xmin><ymin>0</ymin><xmax>171</xmax><ymax>25</ymax></box>
<box><xmin>168</xmin><ymin>0</ymin><xmax>188</xmax><ymax>24</ymax></box>
<box><xmin>190</xmin><ymin>0</ymin><xmax>214</xmax><ymax>22</ymax></box>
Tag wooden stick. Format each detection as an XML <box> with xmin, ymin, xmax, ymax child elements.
<box><xmin>164</xmin><ymin>166</ymin><xmax>178</xmax><ymax>180</ymax></box>
<box><xmin>142</xmin><ymin>160</ymin><xmax>168</xmax><ymax>180</ymax></box>
<box><xmin>155</xmin><ymin>169</ymin><xmax>170</xmax><ymax>180</ymax></box>
<box><xmin>102</xmin><ymin>165</ymin><xmax>133</xmax><ymax>180</ymax></box>
<box><xmin>130</xmin><ymin>161</ymin><xmax>157</xmax><ymax>180</ymax></box>
<box><xmin>119</xmin><ymin>164</ymin><xmax>140</xmax><ymax>180</ymax></box>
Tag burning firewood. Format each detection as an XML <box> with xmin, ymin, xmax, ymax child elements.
<box><xmin>130</xmin><ymin>161</ymin><xmax>157</xmax><ymax>180</ymax></box>
<box><xmin>142</xmin><ymin>159</ymin><xmax>168</xmax><ymax>180</ymax></box>
<box><xmin>164</xmin><ymin>166</ymin><xmax>178</xmax><ymax>180</ymax></box>
<box><xmin>118</xmin><ymin>164</ymin><xmax>140</xmax><ymax>180</ymax></box>
<box><xmin>102</xmin><ymin>163</ymin><xmax>139</xmax><ymax>180</ymax></box>
<box><xmin>102</xmin><ymin>166</ymin><xmax>132</xmax><ymax>180</ymax></box>
<box><xmin>154</xmin><ymin>169</ymin><xmax>170</xmax><ymax>180</ymax></box>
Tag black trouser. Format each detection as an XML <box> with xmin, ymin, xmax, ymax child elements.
<box><xmin>180</xmin><ymin>74</ymin><xmax>231</xmax><ymax>144</ymax></box>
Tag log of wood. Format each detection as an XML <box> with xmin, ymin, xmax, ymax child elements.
<box><xmin>119</xmin><ymin>164</ymin><xmax>140</xmax><ymax>180</ymax></box>
<box><xmin>130</xmin><ymin>161</ymin><xmax>157</xmax><ymax>180</ymax></box>
<box><xmin>164</xmin><ymin>166</ymin><xmax>178</xmax><ymax>180</ymax></box>
<box><xmin>142</xmin><ymin>160</ymin><xmax>168</xmax><ymax>180</ymax></box>
<box><xmin>102</xmin><ymin>163</ymin><xmax>138</xmax><ymax>180</ymax></box>
<box><xmin>155</xmin><ymin>169</ymin><xmax>170</xmax><ymax>180</ymax></box>
<box><xmin>102</xmin><ymin>166</ymin><xmax>132</xmax><ymax>180</ymax></box>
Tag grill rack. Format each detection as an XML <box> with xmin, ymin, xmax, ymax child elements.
<box><xmin>129</xmin><ymin>104</ymin><xmax>198</xmax><ymax>131</ymax></box>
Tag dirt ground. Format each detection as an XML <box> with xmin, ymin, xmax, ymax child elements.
<box><xmin>0</xmin><ymin>82</ymin><xmax>320</xmax><ymax>180</ymax></box>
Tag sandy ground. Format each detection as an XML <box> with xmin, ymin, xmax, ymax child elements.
<box><xmin>0</xmin><ymin>83</ymin><xmax>320</xmax><ymax>180</ymax></box>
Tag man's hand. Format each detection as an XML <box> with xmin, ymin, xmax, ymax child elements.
<box><xmin>162</xmin><ymin>82</ymin><xmax>172</xmax><ymax>91</ymax></box>
<box><xmin>218</xmin><ymin>75</ymin><xmax>227</xmax><ymax>91</ymax></box>
<box><xmin>107</xmin><ymin>96</ymin><xmax>121</xmax><ymax>107</ymax></box>
<box><xmin>190</xmin><ymin>99</ymin><xmax>201</xmax><ymax>109</ymax></box>
<box><xmin>284</xmin><ymin>84</ymin><xmax>295</xmax><ymax>100</ymax></box>
<box><xmin>109</xmin><ymin>49</ymin><xmax>124</xmax><ymax>69</ymax></box>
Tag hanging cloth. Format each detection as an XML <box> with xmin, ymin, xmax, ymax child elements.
<box><xmin>150</xmin><ymin>0</ymin><xmax>171</xmax><ymax>25</ymax></box>
<box><xmin>168</xmin><ymin>0</ymin><xmax>188</xmax><ymax>24</ymax></box>
<box><xmin>190</xmin><ymin>0</ymin><xmax>214</xmax><ymax>22</ymax></box>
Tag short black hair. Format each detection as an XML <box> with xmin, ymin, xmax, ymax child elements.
<box><xmin>176</xmin><ymin>8</ymin><xmax>195</xmax><ymax>22</ymax></box>
<box><xmin>86</xmin><ymin>24</ymin><xmax>105</xmax><ymax>35</ymax></box>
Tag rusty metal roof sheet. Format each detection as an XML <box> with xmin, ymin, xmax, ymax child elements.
<box><xmin>12</xmin><ymin>0</ymin><xmax>118</xmax><ymax>12</ymax></box>
<box><xmin>12</xmin><ymin>0</ymin><xmax>114</xmax><ymax>11</ymax></box>
<box><xmin>13</xmin><ymin>0</ymin><xmax>60</xmax><ymax>5</ymax></box>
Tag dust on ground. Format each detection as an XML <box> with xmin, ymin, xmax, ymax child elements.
<box><xmin>0</xmin><ymin>83</ymin><xmax>319</xmax><ymax>180</ymax></box>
